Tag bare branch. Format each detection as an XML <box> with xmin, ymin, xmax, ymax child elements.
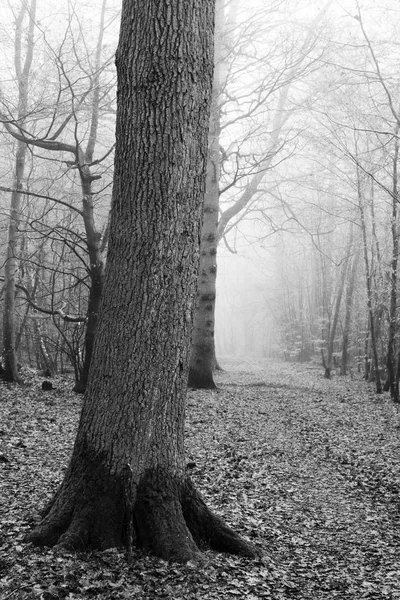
<box><xmin>0</xmin><ymin>186</ymin><xmax>84</xmax><ymax>216</ymax></box>
<box><xmin>0</xmin><ymin>278</ymin><xmax>85</xmax><ymax>322</ymax></box>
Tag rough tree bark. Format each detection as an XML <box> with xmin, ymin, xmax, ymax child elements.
<box><xmin>27</xmin><ymin>0</ymin><xmax>258</xmax><ymax>563</ymax></box>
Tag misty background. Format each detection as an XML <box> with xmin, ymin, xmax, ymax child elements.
<box><xmin>0</xmin><ymin>0</ymin><xmax>398</xmax><ymax>383</ymax></box>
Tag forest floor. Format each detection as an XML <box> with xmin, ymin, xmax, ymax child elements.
<box><xmin>1</xmin><ymin>358</ymin><xmax>400</xmax><ymax>599</ymax></box>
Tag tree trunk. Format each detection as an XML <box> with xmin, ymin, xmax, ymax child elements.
<box><xmin>325</xmin><ymin>226</ymin><xmax>353</xmax><ymax>376</ymax></box>
<box><xmin>340</xmin><ymin>243</ymin><xmax>360</xmax><ymax>375</ymax></box>
<box><xmin>357</xmin><ymin>169</ymin><xmax>382</xmax><ymax>393</ymax></box>
<box><xmin>3</xmin><ymin>160</ymin><xmax>25</xmax><ymax>383</ymax></box>
<box><xmin>27</xmin><ymin>0</ymin><xmax>257</xmax><ymax>563</ymax></box>
<box><xmin>386</xmin><ymin>133</ymin><xmax>399</xmax><ymax>401</ymax></box>
<box><xmin>73</xmin><ymin>0</ymin><xmax>108</xmax><ymax>393</ymax></box>
<box><xmin>2</xmin><ymin>0</ymin><xmax>36</xmax><ymax>382</ymax></box>
<box><xmin>72</xmin><ymin>176</ymin><xmax>105</xmax><ymax>393</ymax></box>
<box><xmin>0</xmin><ymin>2</ymin><xmax>108</xmax><ymax>392</ymax></box>
<box><xmin>321</xmin><ymin>349</ymin><xmax>330</xmax><ymax>379</ymax></box>
<box><xmin>188</xmin><ymin>0</ymin><xmax>223</xmax><ymax>390</ymax></box>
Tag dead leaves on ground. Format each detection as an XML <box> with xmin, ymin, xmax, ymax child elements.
<box><xmin>1</xmin><ymin>360</ymin><xmax>400</xmax><ymax>599</ymax></box>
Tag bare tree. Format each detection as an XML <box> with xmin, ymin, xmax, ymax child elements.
<box><xmin>27</xmin><ymin>0</ymin><xmax>259</xmax><ymax>563</ymax></box>
<box><xmin>188</xmin><ymin>0</ymin><xmax>333</xmax><ymax>387</ymax></box>
<box><xmin>0</xmin><ymin>0</ymin><xmax>116</xmax><ymax>388</ymax></box>
<box><xmin>188</xmin><ymin>0</ymin><xmax>224</xmax><ymax>389</ymax></box>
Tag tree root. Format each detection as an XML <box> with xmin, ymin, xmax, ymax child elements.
<box><xmin>26</xmin><ymin>470</ymin><xmax>260</xmax><ymax>562</ymax></box>
<box><xmin>135</xmin><ymin>481</ymin><xmax>200</xmax><ymax>562</ymax></box>
<box><xmin>182</xmin><ymin>480</ymin><xmax>260</xmax><ymax>558</ymax></box>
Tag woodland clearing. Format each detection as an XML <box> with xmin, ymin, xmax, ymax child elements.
<box><xmin>1</xmin><ymin>358</ymin><xmax>400</xmax><ymax>599</ymax></box>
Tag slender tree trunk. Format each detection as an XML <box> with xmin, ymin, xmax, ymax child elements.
<box><xmin>0</xmin><ymin>1</ymin><xmax>108</xmax><ymax>391</ymax></box>
<box><xmin>27</xmin><ymin>0</ymin><xmax>257</xmax><ymax>563</ymax></box>
<box><xmin>73</xmin><ymin>0</ymin><xmax>108</xmax><ymax>392</ymax></box>
<box><xmin>325</xmin><ymin>226</ymin><xmax>353</xmax><ymax>376</ymax></box>
<box><xmin>3</xmin><ymin>153</ymin><xmax>25</xmax><ymax>382</ymax></box>
<box><xmin>364</xmin><ymin>327</ymin><xmax>370</xmax><ymax>380</ymax></box>
<box><xmin>340</xmin><ymin>242</ymin><xmax>360</xmax><ymax>375</ymax></box>
<box><xmin>325</xmin><ymin>265</ymin><xmax>346</xmax><ymax>377</ymax></box>
<box><xmin>72</xmin><ymin>173</ymin><xmax>105</xmax><ymax>392</ymax></box>
<box><xmin>33</xmin><ymin>319</ymin><xmax>53</xmax><ymax>373</ymax></box>
<box><xmin>15</xmin><ymin>241</ymin><xmax>44</xmax><ymax>359</ymax></box>
<box><xmin>2</xmin><ymin>0</ymin><xmax>36</xmax><ymax>382</ymax></box>
<box><xmin>357</xmin><ymin>170</ymin><xmax>382</xmax><ymax>393</ymax></box>
<box><xmin>386</xmin><ymin>134</ymin><xmax>399</xmax><ymax>401</ymax></box>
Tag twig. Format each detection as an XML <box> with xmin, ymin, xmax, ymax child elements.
<box><xmin>3</xmin><ymin>583</ymin><xmax>35</xmax><ymax>599</ymax></box>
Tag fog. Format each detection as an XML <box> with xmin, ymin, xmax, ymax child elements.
<box><xmin>0</xmin><ymin>0</ymin><xmax>399</xmax><ymax>377</ymax></box>
<box><xmin>213</xmin><ymin>0</ymin><xmax>400</xmax><ymax>369</ymax></box>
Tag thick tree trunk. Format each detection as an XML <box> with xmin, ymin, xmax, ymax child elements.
<box><xmin>27</xmin><ymin>0</ymin><xmax>257</xmax><ymax>563</ymax></box>
<box><xmin>188</xmin><ymin>88</ymin><xmax>220</xmax><ymax>388</ymax></box>
<box><xmin>188</xmin><ymin>0</ymin><xmax>224</xmax><ymax>390</ymax></box>
<box><xmin>189</xmin><ymin>1</ymin><xmax>287</xmax><ymax>388</ymax></box>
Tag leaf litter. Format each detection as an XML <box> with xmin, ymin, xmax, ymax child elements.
<box><xmin>1</xmin><ymin>359</ymin><xmax>400</xmax><ymax>599</ymax></box>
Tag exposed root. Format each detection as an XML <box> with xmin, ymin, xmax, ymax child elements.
<box><xmin>135</xmin><ymin>470</ymin><xmax>201</xmax><ymax>562</ymax></box>
<box><xmin>182</xmin><ymin>481</ymin><xmax>260</xmax><ymax>558</ymax></box>
<box><xmin>26</xmin><ymin>490</ymin><xmax>73</xmax><ymax>548</ymax></box>
<box><xmin>135</xmin><ymin>497</ymin><xmax>200</xmax><ymax>562</ymax></box>
<box><xmin>27</xmin><ymin>469</ymin><xmax>259</xmax><ymax>562</ymax></box>
<box><xmin>58</xmin><ymin>516</ymin><xmax>89</xmax><ymax>550</ymax></box>
<box><xmin>26</xmin><ymin>469</ymin><xmax>127</xmax><ymax>551</ymax></box>
<box><xmin>27</xmin><ymin>520</ymin><xmax>68</xmax><ymax>549</ymax></box>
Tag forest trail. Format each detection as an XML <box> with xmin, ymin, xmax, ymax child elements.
<box><xmin>188</xmin><ymin>359</ymin><xmax>400</xmax><ymax>598</ymax></box>
<box><xmin>1</xmin><ymin>359</ymin><xmax>400</xmax><ymax>599</ymax></box>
